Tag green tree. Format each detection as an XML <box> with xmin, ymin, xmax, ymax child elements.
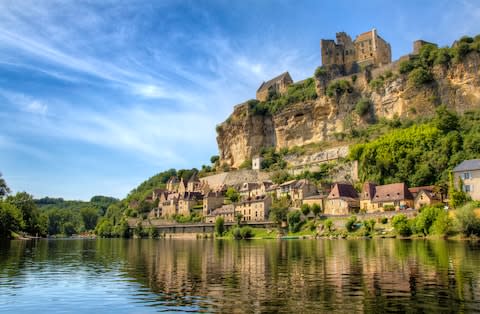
<box><xmin>215</xmin><ymin>217</ymin><xmax>225</xmax><ymax>236</ymax></box>
<box><xmin>287</xmin><ymin>210</ymin><xmax>303</xmax><ymax>233</ymax></box>
<box><xmin>210</xmin><ymin>155</ymin><xmax>220</xmax><ymax>164</ymax></box>
<box><xmin>96</xmin><ymin>218</ymin><xmax>113</xmax><ymax>237</ymax></box>
<box><xmin>392</xmin><ymin>214</ymin><xmax>412</xmax><ymax>237</ymax></box>
<box><xmin>226</xmin><ymin>187</ymin><xmax>240</xmax><ymax>203</ymax></box>
<box><xmin>345</xmin><ymin>215</ymin><xmax>358</xmax><ymax>232</ymax></box>
<box><xmin>301</xmin><ymin>204</ymin><xmax>311</xmax><ymax>216</ymax></box>
<box><xmin>363</xmin><ymin>219</ymin><xmax>376</xmax><ymax>235</ymax></box>
<box><xmin>434</xmin><ymin>105</ymin><xmax>459</xmax><ymax>134</ymax></box>
<box><xmin>6</xmin><ymin>192</ymin><xmax>40</xmax><ymax>235</ymax></box>
<box><xmin>0</xmin><ymin>172</ymin><xmax>10</xmax><ymax>199</ymax></box>
<box><xmin>324</xmin><ymin>218</ymin><xmax>333</xmax><ymax>232</ymax></box>
<box><xmin>311</xmin><ymin>203</ymin><xmax>321</xmax><ymax>217</ymax></box>
<box><xmin>269</xmin><ymin>197</ymin><xmax>290</xmax><ymax>226</ymax></box>
<box><xmin>415</xmin><ymin>205</ymin><xmax>444</xmax><ymax>235</ymax></box>
<box><xmin>0</xmin><ymin>202</ymin><xmax>24</xmax><ymax>238</ymax></box>
<box><xmin>80</xmin><ymin>207</ymin><xmax>99</xmax><ymax>231</ymax></box>
<box><xmin>455</xmin><ymin>202</ymin><xmax>480</xmax><ymax>236</ymax></box>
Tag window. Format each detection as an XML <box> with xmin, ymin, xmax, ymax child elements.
<box><xmin>464</xmin><ymin>185</ymin><xmax>472</xmax><ymax>193</ymax></box>
<box><xmin>463</xmin><ymin>172</ymin><xmax>471</xmax><ymax>180</ymax></box>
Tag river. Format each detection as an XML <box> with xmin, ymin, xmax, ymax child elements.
<box><xmin>1</xmin><ymin>238</ymin><xmax>479</xmax><ymax>313</ymax></box>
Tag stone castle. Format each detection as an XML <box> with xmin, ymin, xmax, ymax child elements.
<box><xmin>321</xmin><ymin>28</ymin><xmax>391</xmax><ymax>74</ymax></box>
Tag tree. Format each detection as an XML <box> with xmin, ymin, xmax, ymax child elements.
<box><xmin>415</xmin><ymin>205</ymin><xmax>444</xmax><ymax>235</ymax></box>
<box><xmin>311</xmin><ymin>203</ymin><xmax>321</xmax><ymax>217</ymax></box>
<box><xmin>345</xmin><ymin>215</ymin><xmax>358</xmax><ymax>232</ymax></box>
<box><xmin>6</xmin><ymin>192</ymin><xmax>39</xmax><ymax>235</ymax></box>
<box><xmin>226</xmin><ymin>187</ymin><xmax>240</xmax><ymax>203</ymax></box>
<box><xmin>0</xmin><ymin>202</ymin><xmax>24</xmax><ymax>238</ymax></box>
<box><xmin>449</xmin><ymin>172</ymin><xmax>469</xmax><ymax>209</ymax></box>
<box><xmin>434</xmin><ymin>105</ymin><xmax>459</xmax><ymax>133</ymax></box>
<box><xmin>392</xmin><ymin>214</ymin><xmax>412</xmax><ymax>237</ymax></box>
<box><xmin>0</xmin><ymin>172</ymin><xmax>10</xmax><ymax>199</ymax></box>
<box><xmin>269</xmin><ymin>197</ymin><xmax>290</xmax><ymax>226</ymax></box>
<box><xmin>287</xmin><ymin>210</ymin><xmax>303</xmax><ymax>233</ymax></box>
<box><xmin>215</xmin><ymin>217</ymin><xmax>225</xmax><ymax>236</ymax></box>
<box><xmin>455</xmin><ymin>202</ymin><xmax>480</xmax><ymax>236</ymax></box>
<box><xmin>324</xmin><ymin>219</ymin><xmax>333</xmax><ymax>232</ymax></box>
<box><xmin>235</xmin><ymin>212</ymin><xmax>243</xmax><ymax>226</ymax></box>
<box><xmin>363</xmin><ymin>219</ymin><xmax>376</xmax><ymax>235</ymax></box>
<box><xmin>210</xmin><ymin>155</ymin><xmax>220</xmax><ymax>165</ymax></box>
<box><xmin>301</xmin><ymin>204</ymin><xmax>311</xmax><ymax>216</ymax></box>
<box><xmin>80</xmin><ymin>207</ymin><xmax>99</xmax><ymax>231</ymax></box>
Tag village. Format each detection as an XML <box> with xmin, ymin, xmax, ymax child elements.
<box><xmin>137</xmin><ymin>158</ymin><xmax>479</xmax><ymax>225</ymax></box>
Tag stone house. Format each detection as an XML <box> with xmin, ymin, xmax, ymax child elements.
<box><xmin>205</xmin><ymin>205</ymin><xmax>235</xmax><ymax>224</ymax></box>
<box><xmin>324</xmin><ymin>183</ymin><xmax>359</xmax><ymax>215</ymax></box>
<box><xmin>236</xmin><ymin>195</ymin><xmax>272</xmax><ymax>222</ymax></box>
<box><xmin>361</xmin><ymin>182</ymin><xmax>414</xmax><ymax>212</ymax></box>
<box><xmin>302</xmin><ymin>195</ymin><xmax>324</xmax><ymax>210</ymax></box>
<box><xmin>239</xmin><ymin>182</ymin><xmax>260</xmax><ymax>199</ymax></box>
<box><xmin>321</xmin><ymin>28</ymin><xmax>391</xmax><ymax>73</ymax></box>
<box><xmin>276</xmin><ymin>179</ymin><xmax>317</xmax><ymax>207</ymax></box>
<box><xmin>166</xmin><ymin>176</ymin><xmax>179</xmax><ymax>192</ymax></box>
<box><xmin>256</xmin><ymin>72</ymin><xmax>293</xmax><ymax>101</ymax></box>
<box><xmin>408</xmin><ymin>186</ymin><xmax>442</xmax><ymax>210</ymax></box>
<box><xmin>203</xmin><ymin>191</ymin><xmax>225</xmax><ymax>216</ymax></box>
<box><xmin>453</xmin><ymin>159</ymin><xmax>480</xmax><ymax>201</ymax></box>
<box><xmin>187</xmin><ymin>173</ymin><xmax>203</xmax><ymax>193</ymax></box>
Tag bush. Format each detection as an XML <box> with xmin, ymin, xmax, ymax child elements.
<box><xmin>355</xmin><ymin>98</ymin><xmax>371</xmax><ymax>116</ymax></box>
<box><xmin>0</xmin><ymin>202</ymin><xmax>24</xmax><ymax>238</ymax></box>
<box><xmin>232</xmin><ymin>227</ymin><xmax>242</xmax><ymax>239</ymax></box>
<box><xmin>314</xmin><ymin>66</ymin><xmax>327</xmax><ymax>79</ymax></box>
<box><xmin>240</xmin><ymin>227</ymin><xmax>253</xmax><ymax>239</ymax></box>
<box><xmin>324</xmin><ymin>219</ymin><xmax>333</xmax><ymax>232</ymax></box>
<box><xmin>408</xmin><ymin>68</ymin><xmax>433</xmax><ymax>87</ymax></box>
<box><xmin>415</xmin><ymin>205</ymin><xmax>444</xmax><ymax>235</ymax></box>
<box><xmin>392</xmin><ymin>214</ymin><xmax>412</xmax><ymax>236</ymax></box>
<box><xmin>380</xmin><ymin>217</ymin><xmax>388</xmax><ymax>224</ymax></box>
<box><xmin>363</xmin><ymin>219</ymin><xmax>376</xmax><ymax>235</ymax></box>
<box><xmin>345</xmin><ymin>215</ymin><xmax>358</xmax><ymax>232</ymax></box>
<box><xmin>326</xmin><ymin>80</ymin><xmax>352</xmax><ymax>97</ymax></box>
<box><xmin>369</xmin><ymin>77</ymin><xmax>384</xmax><ymax>90</ymax></box>
<box><xmin>215</xmin><ymin>217</ymin><xmax>225</xmax><ymax>236</ymax></box>
<box><xmin>301</xmin><ymin>204</ymin><xmax>311</xmax><ymax>216</ymax></box>
<box><xmin>288</xmin><ymin>210</ymin><xmax>303</xmax><ymax>233</ymax></box>
<box><xmin>455</xmin><ymin>202</ymin><xmax>480</xmax><ymax>236</ymax></box>
<box><xmin>383</xmin><ymin>205</ymin><xmax>395</xmax><ymax>211</ymax></box>
<box><xmin>399</xmin><ymin>60</ymin><xmax>415</xmax><ymax>74</ymax></box>
<box><xmin>311</xmin><ymin>203</ymin><xmax>321</xmax><ymax>217</ymax></box>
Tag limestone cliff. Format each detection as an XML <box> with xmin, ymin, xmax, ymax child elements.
<box><xmin>217</xmin><ymin>51</ymin><xmax>480</xmax><ymax>168</ymax></box>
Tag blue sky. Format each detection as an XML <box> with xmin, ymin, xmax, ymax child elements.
<box><xmin>0</xmin><ymin>0</ymin><xmax>479</xmax><ymax>200</ymax></box>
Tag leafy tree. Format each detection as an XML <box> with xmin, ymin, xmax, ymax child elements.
<box><xmin>392</xmin><ymin>214</ymin><xmax>412</xmax><ymax>237</ymax></box>
<box><xmin>269</xmin><ymin>197</ymin><xmax>290</xmax><ymax>226</ymax></box>
<box><xmin>324</xmin><ymin>218</ymin><xmax>333</xmax><ymax>232</ymax></box>
<box><xmin>0</xmin><ymin>172</ymin><xmax>10</xmax><ymax>199</ymax></box>
<box><xmin>455</xmin><ymin>202</ymin><xmax>480</xmax><ymax>236</ymax></box>
<box><xmin>96</xmin><ymin>218</ymin><xmax>113</xmax><ymax>237</ymax></box>
<box><xmin>355</xmin><ymin>98</ymin><xmax>371</xmax><ymax>116</ymax></box>
<box><xmin>311</xmin><ymin>203</ymin><xmax>321</xmax><ymax>217</ymax></box>
<box><xmin>434</xmin><ymin>105</ymin><xmax>459</xmax><ymax>134</ymax></box>
<box><xmin>415</xmin><ymin>205</ymin><xmax>444</xmax><ymax>235</ymax></box>
<box><xmin>363</xmin><ymin>219</ymin><xmax>376</xmax><ymax>235</ymax></box>
<box><xmin>80</xmin><ymin>207</ymin><xmax>99</xmax><ymax>231</ymax></box>
<box><xmin>215</xmin><ymin>217</ymin><xmax>225</xmax><ymax>236</ymax></box>
<box><xmin>287</xmin><ymin>210</ymin><xmax>303</xmax><ymax>233</ymax></box>
<box><xmin>240</xmin><ymin>227</ymin><xmax>254</xmax><ymax>239</ymax></box>
<box><xmin>345</xmin><ymin>215</ymin><xmax>358</xmax><ymax>232</ymax></box>
<box><xmin>408</xmin><ymin>68</ymin><xmax>433</xmax><ymax>87</ymax></box>
<box><xmin>0</xmin><ymin>202</ymin><xmax>24</xmax><ymax>238</ymax></box>
<box><xmin>301</xmin><ymin>204</ymin><xmax>311</xmax><ymax>216</ymax></box>
<box><xmin>226</xmin><ymin>187</ymin><xmax>240</xmax><ymax>203</ymax></box>
<box><xmin>6</xmin><ymin>192</ymin><xmax>40</xmax><ymax>235</ymax></box>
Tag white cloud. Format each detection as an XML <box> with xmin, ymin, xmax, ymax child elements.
<box><xmin>0</xmin><ymin>90</ymin><xmax>48</xmax><ymax>115</ymax></box>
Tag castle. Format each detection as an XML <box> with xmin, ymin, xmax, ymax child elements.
<box><xmin>320</xmin><ymin>28</ymin><xmax>391</xmax><ymax>74</ymax></box>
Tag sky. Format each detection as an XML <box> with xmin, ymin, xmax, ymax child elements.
<box><xmin>0</xmin><ymin>0</ymin><xmax>479</xmax><ymax>200</ymax></box>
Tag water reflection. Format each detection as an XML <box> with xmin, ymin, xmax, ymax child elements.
<box><xmin>1</xmin><ymin>239</ymin><xmax>480</xmax><ymax>313</ymax></box>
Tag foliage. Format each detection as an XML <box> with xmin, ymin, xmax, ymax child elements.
<box><xmin>324</xmin><ymin>218</ymin><xmax>333</xmax><ymax>232</ymax></box>
<box><xmin>95</xmin><ymin>218</ymin><xmax>113</xmax><ymax>237</ymax></box>
<box><xmin>355</xmin><ymin>98</ymin><xmax>371</xmax><ymax>116</ymax></box>
<box><xmin>326</xmin><ymin>79</ymin><xmax>352</xmax><ymax>98</ymax></box>
<box><xmin>0</xmin><ymin>201</ymin><xmax>24</xmax><ymax>238</ymax></box>
<box><xmin>80</xmin><ymin>207</ymin><xmax>99</xmax><ymax>231</ymax></box>
<box><xmin>271</xmin><ymin>170</ymin><xmax>294</xmax><ymax>185</ymax></box>
<box><xmin>455</xmin><ymin>202</ymin><xmax>480</xmax><ymax>236</ymax></box>
<box><xmin>260</xmin><ymin>147</ymin><xmax>287</xmax><ymax>171</ymax></box>
<box><xmin>301</xmin><ymin>204</ymin><xmax>311</xmax><ymax>216</ymax></box>
<box><xmin>226</xmin><ymin>187</ymin><xmax>240</xmax><ymax>203</ymax></box>
<box><xmin>408</xmin><ymin>68</ymin><xmax>433</xmax><ymax>87</ymax></box>
<box><xmin>311</xmin><ymin>203</ymin><xmax>321</xmax><ymax>217</ymax></box>
<box><xmin>363</xmin><ymin>219</ymin><xmax>376</xmax><ymax>235</ymax></box>
<box><xmin>240</xmin><ymin>226</ymin><xmax>253</xmax><ymax>239</ymax></box>
<box><xmin>239</xmin><ymin>159</ymin><xmax>252</xmax><ymax>170</ymax></box>
<box><xmin>210</xmin><ymin>155</ymin><xmax>220</xmax><ymax>165</ymax></box>
<box><xmin>369</xmin><ymin>77</ymin><xmax>384</xmax><ymax>90</ymax></box>
<box><xmin>269</xmin><ymin>197</ymin><xmax>290</xmax><ymax>226</ymax></box>
<box><xmin>415</xmin><ymin>205</ymin><xmax>444</xmax><ymax>235</ymax></box>
<box><xmin>345</xmin><ymin>215</ymin><xmax>358</xmax><ymax>232</ymax></box>
<box><xmin>314</xmin><ymin>66</ymin><xmax>327</xmax><ymax>79</ymax></box>
<box><xmin>392</xmin><ymin>214</ymin><xmax>412</xmax><ymax>237</ymax></box>
<box><xmin>232</xmin><ymin>227</ymin><xmax>242</xmax><ymax>239</ymax></box>
<box><xmin>0</xmin><ymin>172</ymin><xmax>10</xmax><ymax>199</ymax></box>
<box><xmin>380</xmin><ymin>217</ymin><xmax>388</xmax><ymax>224</ymax></box>
<box><xmin>6</xmin><ymin>192</ymin><xmax>45</xmax><ymax>236</ymax></box>
<box><xmin>287</xmin><ymin>210</ymin><xmax>303</xmax><ymax>233</ymax></box>
<box><xmin>434</xmin><ymin>105</ymin><xmax>459</xmax><ymax>134</ymax></box>
<box><xmin>215</xmin><ymin>217</ymin><xmax>225</xmax><ymax>236</ymax></box>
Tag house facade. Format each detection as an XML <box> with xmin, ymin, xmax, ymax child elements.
<box><xmin>408</xmin><ymin>186</ymin><xmax>442</xmax><ymax>209</ymax></box>
<box><xmin>256</xmin><ymin>72</ymin><xmax>293</xmax><ymax>101</ymax></box>
<box><xmin>324</xmin><ymin>183</ymin><xmax>359</xmax><ymax>215</ymax></box>
<box><xmin>453</xmin><ymin>159</ymin><xmax>480</xmax><ymax>201</ymax></box>
<box><xmin>362</xmin><ymin>182</ymin><xmax>414</xmax><ymax>212</ymax></box>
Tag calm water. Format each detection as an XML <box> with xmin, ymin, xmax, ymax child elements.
<box><xmin>1</xmin><ymin>239</ymin><xmax>480</xmax><ymax>313</ymax></box>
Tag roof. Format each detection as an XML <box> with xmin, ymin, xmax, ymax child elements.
<box><xmin>408</xmin><ymin>185</ymin><xmax>436</xmax><ymax>196</ymax></box>
<box><xmin>361</xmin><ymin>182</ymin><xmax>377</xmax><ymax>200</ymax></box>
<box><xmin>327</xmin><ymin>183</ymin><xmax>358</xmax><ymax>200</ymax></box>
<box><xmin>279</xmin><ymin>179</ymin><xmax>298</xmax><ymax>187</ymax></box>
<box><xmin>453</xmin><ymin>159</ymin><xmax>480</xmax><ymax>172</ymax></box>
<box><xmin>304</xmin><ymin>194</ymin><xmax>323</xmax><ymax>200</ymax></box>
<box><xmin>256</xmin><ymin>72</ymin><xmax>292</xmax><ymax>93</ymax></box>
<box><xmin>371</xmin><ymin>183</ymin><xmax>413</xmax><ymax>203</ymax></box>
<box><xmin>239</xmin><ymin>182</ymin><xmax>260</xmax><ymax>192</ymax></box>
<box><xmin>294</xmin><ymin>179</ymin><xmax>313</xmax><ymax>189</ymax></box>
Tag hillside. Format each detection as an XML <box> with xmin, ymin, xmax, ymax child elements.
<box><xmin>216</xmin><ymin>36</ymin><xmax>480</xmax><ymax>168</ymax></box>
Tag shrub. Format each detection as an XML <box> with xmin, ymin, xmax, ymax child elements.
<box><xmin>431</xmin><ymin>210</ymin><xmax>454</xmax><ymax>236</ymax></box>
<box><xmin>326</xmin><ymin>80</ymin><xmax>352</xmax><ymax>97</ymax></box>
<box><xmin>288</xmin><ymin>210</ymin><xmax>303</xmax><ymax>233</ymax></box>
<box><xmin>415</xmin><ymin>205</ymin><xmax>444</xmax><ymax>235</ymax></box>
<box><xmin>314</xmin><ymin>66</ymin><xmax>327</xmax><ymax>79</ymax></box>
<box><xmin>355</xmin><ymin>98</ymin><xmax>371</xmax><ymax>116</ymax></box>
<box><xmin>215</xmin><ymin>217</ymin><xmax>225</xmax><ymax>236</ymax></box>
<box><xmin>324</xmin><ymin>219</ymin><xmax>333</xmax><ymax>232</ymax></box>
<box><xmin>301</xmin><ymin>204</ymin><xmax>311</xmax><ymax>216</ymax></box>
<box><xmin>369</xmin><ymin>77</ymin><xmax>384</xmax><ymax>90</ymax></box>
<box><xmin>383</xmin><ymin>205</ymin><xmax>395</xmax><ymax>211</ymax></box>
<box><xmin>455</xmin><ymin>202</ymin><xmax>480</xmax><ymax>236</ymax></box>
<box><xmin>311</xmin><ymin>203</ymin><xmax>321</xmax><ymax>217</ymax></box>
<box><xmin>232</xmin><ymin>227</ymin><xmax>242</xmax><ymax>239</ymax></box>
<box><xmin>351</xmin><ymin>74</ymin><xmax>357</xmax><ymax>83</ymax></box>
<box><xmin>363</xmin><ymin>219</ymin><xmax>376</xmax><ymax>235</ymax></box>
<box><xmin>345</xmin><ymin>215</ymin><xmax>358</xmax><ymax>232</ymax></box>
<box><xmin>380</xmin><ymin>217</ymin><xmax>388</xmax><ymax>224</ymax></box>
<box><xmin>408</xmin><ymin>68</ymin><xmax>433</xmax><ymax>87</ymax></box>
<box><xmin>392</xmin><ymin>214</ymin><xmax>412</xmax><ymax>236</ymax></box>
<box><xmin>148</xmin><ymin>227</ymin><xmax>159</xmax><ymax>239</ymax></box>
<box><xmin>399</xmin><ymin>59</ymin><xmax>415</xmax><ymax>74</ymax></box>
<box><xmin>240</xmin><ymin>227</ymin><xmax>253</xmax><ymax>239</ymax></box>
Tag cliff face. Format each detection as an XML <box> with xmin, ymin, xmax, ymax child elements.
<box><xmin>217</xmin><ymin>52</ymin><xmax>480</xmax><ymax>168</ymax></box>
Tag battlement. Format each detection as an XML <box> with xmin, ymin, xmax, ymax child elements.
<box><xmin>321</xmin><ymin>28</ymin><xmax>391</xmax><ymax>74</ymax></box>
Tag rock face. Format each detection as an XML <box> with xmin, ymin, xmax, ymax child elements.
<box><xmin>217</xmin><ymin>52</ymin><xmax>480</xmax><ymax>168</ymax></box>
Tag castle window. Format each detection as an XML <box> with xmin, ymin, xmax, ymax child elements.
<box><xmin>370</xmin><ymin>53</ymin><xmax>373</xmax><ymax>57</ymax></box>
